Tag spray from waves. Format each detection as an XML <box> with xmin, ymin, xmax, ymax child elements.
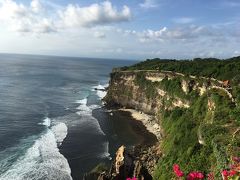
<box><xmin>51</xmin><ymin>123</ymin><xmax>68</xmax><ymax>146</ymax></box>
<box><xmin>92</xmin><ymin>84</ymin><xmax>108</xmax><ymax>99</ymax></box>
<box><xmin>0</xmin><ymin>118</ymin><xmax>72</xmax><ymax>180</ymax></box>
<box><xmin>40</xmin><ymin>117</ymin><xmax>51</xmax><ymax>127</ymax></box>
<box><xmin>75</xmin><ymin>98</ymin><xmax>87</xmax><ymax>104</ymax></box>
<box><xmin>75</xmin><ymin>98</ymin><xmax>105</xmax><ymax>136</ymax></box>
<box><xmin>75</xmin><ymin>94</ymin><xmax>111</xmax><ymax>160</ymax></box>
<box><xmin>98</xmin><ymin>142</ymin><xmax>112</xmax><ymax>160</ymax></box>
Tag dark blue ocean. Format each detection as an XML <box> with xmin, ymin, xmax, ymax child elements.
<box><xmin>0</xmin><ymin>54</ymin><xmax>138</xmax><ymax>180</ymax></box>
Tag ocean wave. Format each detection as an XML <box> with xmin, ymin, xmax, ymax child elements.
<box><xmin>75</xmin><ymin>98</ymin><xmax>105</xmax><ymax>136</ymax></box>
<box><xmin>52</xmin><ymin>123</ymin><xmax>68</xmax><ymax>146</ymax></box>
<box><xmin>75</xmin><ymin>98</ymin><xmax>87</xmax><ymax>105</ymax></box>
<box><xmin>98</xmin><ymin>142</ymin><xmax>112</xmax><ymax>160</ymax></box>
<box><xmin>42</xmin><ymin>117</ymin><xmax>51</xmax><ymax>127</ymax></box>
<box><xmin>93</xmin><ymin>84</ymin><xmax>108</xmax><ymax>99</ymax></box>
<box><xmin>74</xmin><ymin>86</ymin><xmax>110</xmax><ymax>163</ymax></box>
<box><xmin>0</xmin><ymin>120</ymin><xmax>72</xmax><ymax>180</ymax></box>
<box><xmin>75</xmin><ymin>98</ymin><xmax>101</xmax><ymax>114</ymax></box>
<box><xmin>76</xmin><ymin>98</ymin><xmax>91</xmax><ymax>115</ymax></box>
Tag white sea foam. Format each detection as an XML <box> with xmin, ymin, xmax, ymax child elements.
<box><xmin>75</xmin><ymin>98</ymin><xmax>105</xmax><ymax>135</ymax></box>
<box><xmin>97</xmin><ymin>91</ymin><xmax>107</xmax><ymax>99</ymax></box>
<box><xmin>75</xmin><ymin>98</ymin><xmax>87</xmax><ymax>104</ymax></box>
<box><xmin>75</xmin><ymin>86</ymin><xmax>110</xmax><ymax>161</ymax></box>
<box><xmin>0</xmin><ymin>122</ymin><xmax>72</xmax><ymax>180</ymax></box>
<box><xmin>93</xmin><ymin>84</ymin><xmax>108</xmax><ymax>99</ymax></box>
<box><xmin>76</xmin><ymin>98</ymin><xmax>91</xmax><ymax>115</ymax></box>
<box><xmin>52</xmin><ymin>123</ymin><xmax>68</xmax><ymax>146</ymax></box>
<box><xmin>38</xmin><ymin>117</ymin><xmax>51</xmax><ymax>127</ymax></box>
<box><xmin>42</xmin><ymin>117</ymin><xmax>51</xmax><ymax>127</ymax></box>
<box><xmin>89</xmin><ymin>104</ymin><xmax>101</xmax><ymax>110</ymax></box>
<box><xmin>99</xmin><ymin>142</ymin><xmax>112</xmax><ymax>160</ymax></box>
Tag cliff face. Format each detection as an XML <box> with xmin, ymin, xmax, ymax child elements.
<box><xmin>104</xmin><ymin>70</ymin><xmax>229</xmax><ymax>116</ymax></box>
<box><xmin>83</xmin><ymin>144</ymin><xmax>161</xmax><ymax>180</ymax></box>
<box><xmin>105</xmin><ymin>71</ymin><xmax>189</xmax><ymax>115</ymax></box>
<box><xmin>104</xmin><ymin>69</ymin><xmax>240</xmax><ymax>179</ymax></box>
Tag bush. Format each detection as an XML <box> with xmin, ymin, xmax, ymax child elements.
<box><xmin>121</xmin><ymin>57</ymin><xmax>240</xmax><ymax>80</ymax></box>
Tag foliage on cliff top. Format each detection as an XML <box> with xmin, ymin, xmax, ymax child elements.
<box><xmin>121</xmin><ymin>56</ymin><xmax>240</xmax><ymax>81</ymax></box>
<box><xmin>153</xmin><ymin>90</ymin><xmax>240</xmax><ymax>180</ymax></box>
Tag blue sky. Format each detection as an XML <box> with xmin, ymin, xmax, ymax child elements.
<box><xmin>0</xmin><ymin>0</ymin><xmax>240</xmax><ymax>60</ymax></box>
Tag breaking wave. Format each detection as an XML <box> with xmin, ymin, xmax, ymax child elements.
<box><xmin>75</xmin><ymin>83</ymin><xmax>111</xmax><ymax>160</ymax></box>
<box><xmin>75</xmin><ymin>98</ymin><xmax>105</xmax><ymax>135</ymax></box>
<box><xmin>0</xmin><ymin>118</ymin><xmax>72</xmax><ymax>180</ymax></box>
<box><xmin>92</xmin><ymin>84</ymin><xmax>108</xmax><ymax>99</ymax></box>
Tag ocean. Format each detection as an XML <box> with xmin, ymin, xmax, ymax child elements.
<box><xmin>0</xmin><ymin>54</ymin><xmax>137</xmax><ymax>180</ymax></box>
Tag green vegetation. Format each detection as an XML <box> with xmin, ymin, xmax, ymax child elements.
<box><xmin>117</xmin><ymin>57</ymin><xmax>240</xmax><ymax>179</ymax></box>
<box><xmin>107</xmin><ymin>57</ymin><xmax>240</xmax><ymax>179</ymax></box>
<box><xmin>160</xmin><ymin>77</ymin><xmax>188</xmax><ymax>99</ymax></box>
<box><xmin>121</xmin><ymin>56</ymin><xmax>240</xmax><ymax>80</ymax></box>
<box><xmin>90</xmin><ymin>163</ymin><xmax>108</xmax><ymax>173</ymax></box>
<box><xmin>153</xmin><ymin>91</ymin><xmax>239</xmax><ymax>179</ymax></box>
<box><xmin>134</xmin><ymin>72</ymin><xmax>159</xmax><ymax>99</ymax></box>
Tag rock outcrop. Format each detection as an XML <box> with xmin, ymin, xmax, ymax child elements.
<box><xmin>84</xmin><ymin>144</ymin><xmax>161</xmax><ymax>180</ymax></box>
<box><xmin>104</xmin><ymin>70</ymin><xmax>235</xmax><ymax>116</ymax></box>
<box><xmin>115</xmin><ymin>146</ymin><xmax>125</xmax><ymax>174</ymax></box>
<box><xmin>104</xmin><ymin>71</ymin><xmax>192</xmax><ymax>117</ymax></box>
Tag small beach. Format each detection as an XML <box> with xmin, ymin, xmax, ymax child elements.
<box><xmin>119</xmin><ymin>109</ymin><xmax>162</xmax><ymax>141</ymax></box>
<box><xmin>109</xmin><ymin>109</ymin><xmax>158</xmax><ymax>146</ymax></box>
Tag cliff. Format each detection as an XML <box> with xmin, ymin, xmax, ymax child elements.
<box><xmin>103</xmin><ymin>58</ymin><xmax>240</xmax><ymax>179</ymax></box>
<box><xmin>84</xmin><ymin>144</ymin><xmax>161</xmax><ymax>180</ymax></box>
<box><xmin>104</xmin><ymin>70</ymin><xmax>235</xmax><ymax>115</ymax></box>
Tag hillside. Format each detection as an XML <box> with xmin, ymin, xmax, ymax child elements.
<box><xmin>119</xmin><ymin>56</ymin><xmax>240</xmax><ymax>81</ymax></box>
<box><xmin>104</xmin><ymin>57</ymin><xmax>240</xmax><ymax>179</ymax></box>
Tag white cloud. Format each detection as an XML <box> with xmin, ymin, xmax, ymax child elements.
<box><xmin>58</xmin><ymin>1</ymin><xmax>131</xmax><ymax>28</ymax></box>
<box><xmin>31</xmin><ymin>0</ymin><xmax>42</xmax><ymax>13</ymax></box>
<box><xmin>139</xmin><ymin>0</ymin><xmax>159</xmax><ymax>9</ymax></box>
<box><xmin>137</xmin><ymin>25</ymin><xmax>218</xmax><ymax>42</ymax></box>
<box><xmin>95</xmin><ymin>47</ymin><xmax>123</xmax><ymax>54</ymax></box>
<box><xmin>94</xmin><ymin>31</ymin><xmax>106</xmax><ymax>38</ymax></box>
<box><xmin>34</xmin><ymin>18</ymin><xmax>56</xmax><ymax>33</ymax></box>
<box><xmin>0</xmin><ymin>0</ymin><xmax>27</xmax><ymax>21</ymax></box>
<box><xmin>173</xmin><ymin>17</ymin><xmax>195</xmax><ymax>24</ymax></box>
<box><xmin>139</xmin><ymin>27</ymin><xmax>167</xmax><ymax>42</ymax></box>
<box><xmin>233</xmin><ymin>50</ymin><xmax>240</xmax><ymax>56</ymax></box>
<box><xmin>0</xmin><ymin>0</ymin><xmax>56</xmax><ymax>33</ymax></box>
<box><xmin>0</xmin><ymin>0</ymin><xmax>131</xmax><ymax>33</ymax></box>
<box><xmin>0</xmin><ymin>1</ymin><xmax>239</xmax><ymax>59</ymax></box>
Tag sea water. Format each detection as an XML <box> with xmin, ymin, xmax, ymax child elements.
<box><xmin>0</xmin><ymin>54</ymin><xmax>135</xmax><ymax>180</ymax></box>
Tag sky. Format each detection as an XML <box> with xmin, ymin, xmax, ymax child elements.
<box><xmin>0</xmin><ymin>0</ymin><xmax>240</xmax><ymax>60</ymax></box>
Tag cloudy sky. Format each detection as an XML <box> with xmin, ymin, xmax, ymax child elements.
<box><xmin>0</xmin><ymin>0</ymin><xmax>240</xmax><ymax>59</ymax></box>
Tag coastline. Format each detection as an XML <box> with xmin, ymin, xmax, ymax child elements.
<box><xmin>83</xmin><ymin>84</ymin><xmax>162</xmax><ymax>179</ymax></box>
<box><xmin>119</xmin><ymin>108</ymin><xmax>162</xmax><ymax>141</ymax></box>
<box><xmin>88</xmin><ymin>106</ymin><xmax>162</xmax><ymax>179</ymax></box>
<box><xmin>83</xmin><ymin>106</ymin><xmax>161</xmax><ymax>179</ymax></box>
<box><xmin>110</xmin><ymin>109</ymin><xmax>158</xmax><ymax>146</ymax></box>
<box><xmin>111</xmin><ymin>108</ymin><xmax>162</xmax><ymax>175</ymax></box>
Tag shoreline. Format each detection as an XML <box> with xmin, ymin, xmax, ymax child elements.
<box><xmin>118</xmin><ymin>108</ymin><xmax>162</xmax><ymax>141</ymax></box>
<box><xmin>89</xmin><ymin>107</ymin><xmax>162</xmax><ymax>179</ymax></box>
<box><xmin>106</xmin><ymin>108</ymin><xmax>158</xmax><ymax>147</ymax></box>
<box><xmin>83</xmin><ymin>106</ymin><xmax>161</xmax><ymax>179</ymax></box>
<box><xmin>109</xmin><ymin>108</ymin><xmax>162</xmax><ymax>174</ymax></box>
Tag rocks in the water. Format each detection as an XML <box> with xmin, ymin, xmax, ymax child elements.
<box><xmin>84</xmin><ymin>144</ymin><xmax>161</xmax><ymax>180</ymax></box>
<box><xmin>115</xmin><ymin>146</ymin><xmax>125</xmax><ymax>174</ymax></box>
<box><xmin>94</xmin><ymin>88</ymin><xmax>106</xmax><ymax>92</ymax></box>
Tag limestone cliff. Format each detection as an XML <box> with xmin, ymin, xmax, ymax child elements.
<box><xmin>103</xmin><ymin>68</ymin><xmax>239</xmax><ymax>179</ymax></box>
<box><xmin>104</xmin><ymin>71</ymin><xmax>189</xmax><ymax>115</ymax></box>
<box><xmin>83</xmin><ymin>144</ymin><xmax>161</xmax><ymax>180</ymax></box>
<box><xmin>104</xmin><ymin>70</ymin><xmax>233</xmax><ymax>116</ymax></box>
